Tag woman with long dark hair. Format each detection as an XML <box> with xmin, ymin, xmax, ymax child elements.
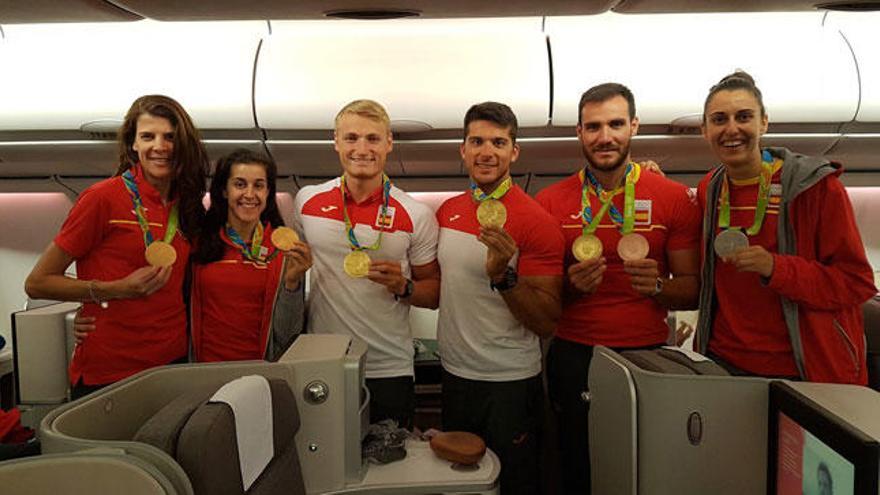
<box><xmin>25</xmin><ymin>95</ymin><xmax>209</xmax><ymax>398</ymax></box>
<box><xmin>190</xmin><ymin>148</ymin><xmax>310</xmax><ymax>362</ymax></box>
<box><xmin>694</xmin><ymin>71</ymin><xmax>876</xmax><ymax>384</ymax></box>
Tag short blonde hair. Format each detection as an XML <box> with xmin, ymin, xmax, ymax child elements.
<box><xmin>335</xmin><ymin>99</ymin><xmax>391</xmax><ymax>133</ymax></box>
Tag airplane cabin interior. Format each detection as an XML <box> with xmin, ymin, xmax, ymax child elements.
<box><xmin>1</xmin><ymin>0</ymin><xmax>880</xmax><ymax>494</ymax></box>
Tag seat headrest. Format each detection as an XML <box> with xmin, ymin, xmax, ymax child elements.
<box><xmin>209</xmin><ymin>376</ymin><xmax>274</xmax><ymax>491</ymax></box>
<box><xmin>132</xmin><ymin>390</ymin><xmax>212</xmax><ymax>457</ymax></box>
<box><xmin>142</xmin><ymin>377</ymin><xmax>301</xmax><ymax>495</ymax></box>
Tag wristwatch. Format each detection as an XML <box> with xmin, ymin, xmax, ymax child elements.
<box><xmin>394</xmin><ymin>278</ymin><xmax>415</xmax><ymax>301</ymax></box>
<box><xmin>652</xmin><ymin>277</ymin><xmax>664</xmax><ymax>297</ymax></box>
<box><xmin>490</xmin><ymin>266</ymin><xmax>518</xmax><ymax>292</ymax></box>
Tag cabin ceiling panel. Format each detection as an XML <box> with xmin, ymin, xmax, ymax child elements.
<box><xmin>5</xmin><ymin>0</ymin><xmax>862</xmax><ymax>24</ymax></box>
<box><xmin>391</xmin><ymin>177</ymin><xmax>472</xmax><ymax>193</ymax></box>
<box><xmin>108</xmin><ymin>1</ymin><xmax>614</xmax><ymax>21</ymax></box>
<box><xmin>547</xmin><ymin>13</ymin><xmax>858</xmax><ymax>126</ymax></box>
<box><xmin>1</xmin><ymin>0</ymin><xmax>141</xmax><ymax>23</ymax></box>
<box><xmin>612</xmin><ymin>0</ymin><xmax>856</xmax><ymax>13</ymax></box>
<box><xmin>0</xmin><ymin>142</ymin><xmax>117</xmax><ymax>177</ymax></box>
<box><xmin>825</xmin><ymin>135</ymin><xmax>880</xmax><ymax>170</ymax></box>
<box><xmin>0</xmin><ymin>140</ymin><xmax>265</xmax><ymax>177</ymax></box>
<box><xmin>0</xmin><ymin>21</ymin><xmax>265</xmax><ymax>131</ymax></box>
<box><xmin>396</xmin><ymin>141</ymin><xmax>463</xmax><ymax>176</ymax></box>
<box><xmin>267</xmin><ymin>141</ymin><xmax>404</xmax><ymax>176</ymax></box>
<box><xmin>255</xmin><ymin>19</ymin><xmax>550</xmax><ymax>130</ymax></box>
<box><xmin>515</xmin><ymin>134</ymin><xmax>840</xmax><ymax>176</ymax></box>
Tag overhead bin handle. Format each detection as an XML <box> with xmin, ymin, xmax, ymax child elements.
<box><xmin>79</xmin><ymin>119</ymin><xmax>124</xmax><ymax>134</ymax></box>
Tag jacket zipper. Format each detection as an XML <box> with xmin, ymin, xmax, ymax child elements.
<box><xmin>832</xmin><ymin>318</ymin><xmax>860</xmax><ymax>373</ymax></box>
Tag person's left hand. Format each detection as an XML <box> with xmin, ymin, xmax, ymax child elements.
<box><xmin>368</xmin><ymin>260</ymin><xmax>408</xmax><ymax>296</ymax></box>
<box><xmin>623</xmin><ymin>258</ymin><xmax>661</xmax><ymax>296</ymax></box>
<box><xmin>283</xmin><ymin>241</ymin><xmax>313</xmax><ymax>290</ymax></box>
<box><xmin>72</xmin><ymin>307</ymin><xmax>96</xmax><ymax>345</ymax></box>
<box><xmin>478</xmin><ymin>226</ymin><xmax>517</xmax><ymax>281</ymax></box>
<box><xmin>723</xmin><ymin>246</ymin><xmax>775</xmax><ymax>278</ymax></box>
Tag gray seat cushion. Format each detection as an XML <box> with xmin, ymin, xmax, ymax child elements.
<box><xmin>175</xmin><ymin>379</ymin><xmax>305</xmax><ymax>495</ymax></box>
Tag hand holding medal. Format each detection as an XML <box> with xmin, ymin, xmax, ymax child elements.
<box><xmin>472</xmin><ymin>178</ymin><xmax>517</xmax><ymax>278</ymax></box>
<box><xmin>721</xmin><ymin>245</ymin><xmax>775</xmax><ymax>277</ymax></box>
<box><xmin>714</xmin><ymin>156</ymin><xmax>776</xmax><ymax>262</ymax></box>
<box><xmin>270</xmin><ymin>228</ymin><xmax>312</xmax><ymax>289</ymax></box>
<box><xmin>340</xmin><ymin>174</ymin><xmax>391</xmax><ymax>278</ymax></box>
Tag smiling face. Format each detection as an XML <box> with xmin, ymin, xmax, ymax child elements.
<box><xmin>702</xmin><ymin>89</ymin><xmax>769</xmax><ymax>173</ymax></box>
<box><xmin>460</xmin><ymin>119</ymin><xmax>520</xmax><ymax>193</ymax></box>
<box><xmin>224</xmin><ymin>162</ymin><xmax>269</xmax><ymax>229</ymax></box>
<box><xmin>577</xmin><ymin>95</ymin><xmax>639</xmax><ymax>173</ymax></box>
<box><xmin>334</xmin><ymin>113</ymin><xmax>393</xmax><ymax>182</ymax></box>
<box><xmin>131</xmin><ymin>113</ymin><xmax>175</xmax><ymax>189</ymax></box>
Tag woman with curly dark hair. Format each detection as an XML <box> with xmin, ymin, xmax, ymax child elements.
<box><xmin>25</xmin><ymin>94</ymin><xmax>209</xmax><ymax>399</ymax></box>
<box><xmin>190</xmin><ymin>148</ymin><xmax>310</xmax><ymax>362</ymax></box>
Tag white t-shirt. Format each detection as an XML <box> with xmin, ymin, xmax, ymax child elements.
<box><xmin>294</xmin><ymin>177</ymin><xmax>438</xmax><ymax>378</ymax></box>
<box><xmin>436</xmin><ymin>187</ymin><xmax>564</xmax><ymax>381</ymax></box>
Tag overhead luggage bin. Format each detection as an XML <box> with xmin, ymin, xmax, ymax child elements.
<box><xmin>257</xmin><ymin>18</ymin><xmax>549</xmax><ymax>131</ymax></box>
<box><xmin>108</xmin><ymin>0</ymin><xmax>615</xmax><ymax>21</ymax></box>
<box><xmin>546</xmin><ymin>12</ymin><xmax>859</xmax><ymax>128</ymax></box>
<box><xmin>0</xmin><ymin>0</ymin><xmax>142</xmax><ymax>24</ymax></box>
<box><xmin>0</xmin><ymin>21</ymin><xmax>266</xmax><ymax>132</ymax></box>
<box><xmin>257</xmin><ymin>18</ymin><xmax>549</xmax><ymax>176</ymax></box>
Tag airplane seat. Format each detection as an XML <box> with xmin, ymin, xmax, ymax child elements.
<box><xmin>133</xmin><ymin>375</ymin><xmax>306</xmax><ymax>495</ymax></box>
<box><xmin>0</xmin><ymin>449</ymin><xmax>178</xmax><ymax>495</ymax></box>
<box><xmin>589</xmin><ymin>345</ymin><xmax>770</xmax><ymax>495</ymax></box>
<box><xmin>863</xmin><ymin>295</ymin><xmax>880</xmax><ymax>391</ymax></box>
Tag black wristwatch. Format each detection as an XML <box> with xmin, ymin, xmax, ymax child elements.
<box><xmin>490</xmin><ymin>266</ymin><xmax>518</xmax><ymax>292</ymax></box>
<box><xmin>394</xmin><ymin>278</ymin><xmax>415</xmax><ymax>301</ymax></box>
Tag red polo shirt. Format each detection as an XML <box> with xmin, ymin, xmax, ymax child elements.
<box><xmin>536</xmin><ymin>165</ymin><xmax>701</xmax><ymax>347</ymax></box>
<box><xmin>55</xmin><ymin>165</ymin><xmax>190</xmax><ymax>385</ymax></box>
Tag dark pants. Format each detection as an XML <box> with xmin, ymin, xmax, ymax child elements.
<box><xmin>546</xmin><ymin>339</ymin><xmax>663</xmax><ymax>495</ymax></box>
<box><xmin>70</xmin><ymin>380</ymin><xmax>108</xmax><ymax>401</ymax></box>
<box><xmin>442</xmin><ymin>370</ymin><xmax>543</xmax><ymax>495</ymax></box>
<box><xmin>707</xmin><ymin>351</ymin><xmax>800</xmax><ymax>380</ymax></box>
<box><xmin>366</xmin><ymin>376</ymin><xmax>415</xmax><ymax>429</ymax></box>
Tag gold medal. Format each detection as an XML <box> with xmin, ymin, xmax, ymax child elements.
<box><xmin>270</xmin><ymin>226</ymin><xmax>299</xmax><ymax>251</ymax></box>
<box><xmin>145</xmin><ymin>241</ymin><xmax>177</xmax><ymax>267</ymax></box>
<box><xmin>476</xmin><ymin>199</ymin><xmax>507</xmax><ymax>228</ymax></box>
<box><xmin>572</xmin><ymin>234</ymin><xmax>603</xmax><ymax>262</ymax></box>
<box><xmin>617</xmin><ymin>233</ymin><xmax>649</xmax><ymax>261</ymax></box>
<box><xmin>343</xmin><ymin>250</ymin><xmax>371</xmax><ymax>278</ymax></box>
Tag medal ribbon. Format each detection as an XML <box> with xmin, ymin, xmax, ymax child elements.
<box><xmin>225</xmin><ymin>222</ymin><xmax>265</xmax><ymax>262</ymax></box>
<box><xmin>341</xmin><ymin>174</ymin><xmax>391</xmax><ymax>252</ymax></box>
<box><xmin>121</xmin><ymin>169</ymin><xmax>178</xmax><ymax>247</ymax></box>
<box><xmin>580</xmin><ymin>163</ymin><xmax>637</xmax><ymax>235</ymax></box>
<box><xmin>470</xmin><ymin>176</ymin><xmax>513</xmax><ymax>202</ymax></box>
<box><xmin>718</xmin><ymin>150</ymin><xmax>776</xmax><ymax>236</ymax></box>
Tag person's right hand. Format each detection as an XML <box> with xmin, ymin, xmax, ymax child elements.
<box><xmin>73</xmin><ymin>309</ymin><xmax>96</xmax><ymax>345</ymax></box>
<box><xmin>567</xmin><ymin>257</ymin><xmax>607</xmax><ymax>295</ymax></box>
<box><xmin>111</xmin><ymin>265</ymin><xmax>172</xmax><ymax>299</ymax></box>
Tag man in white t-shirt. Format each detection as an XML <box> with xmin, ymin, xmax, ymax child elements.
<box><xmin>436</xmin><ymin>101</ymin><xmax>565</xmax><ymax>494</ymax></box>
<box><xmin>293</xmin><ymin>99</ymin><xmax>440</xmax><ymax>428</ymax></box>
